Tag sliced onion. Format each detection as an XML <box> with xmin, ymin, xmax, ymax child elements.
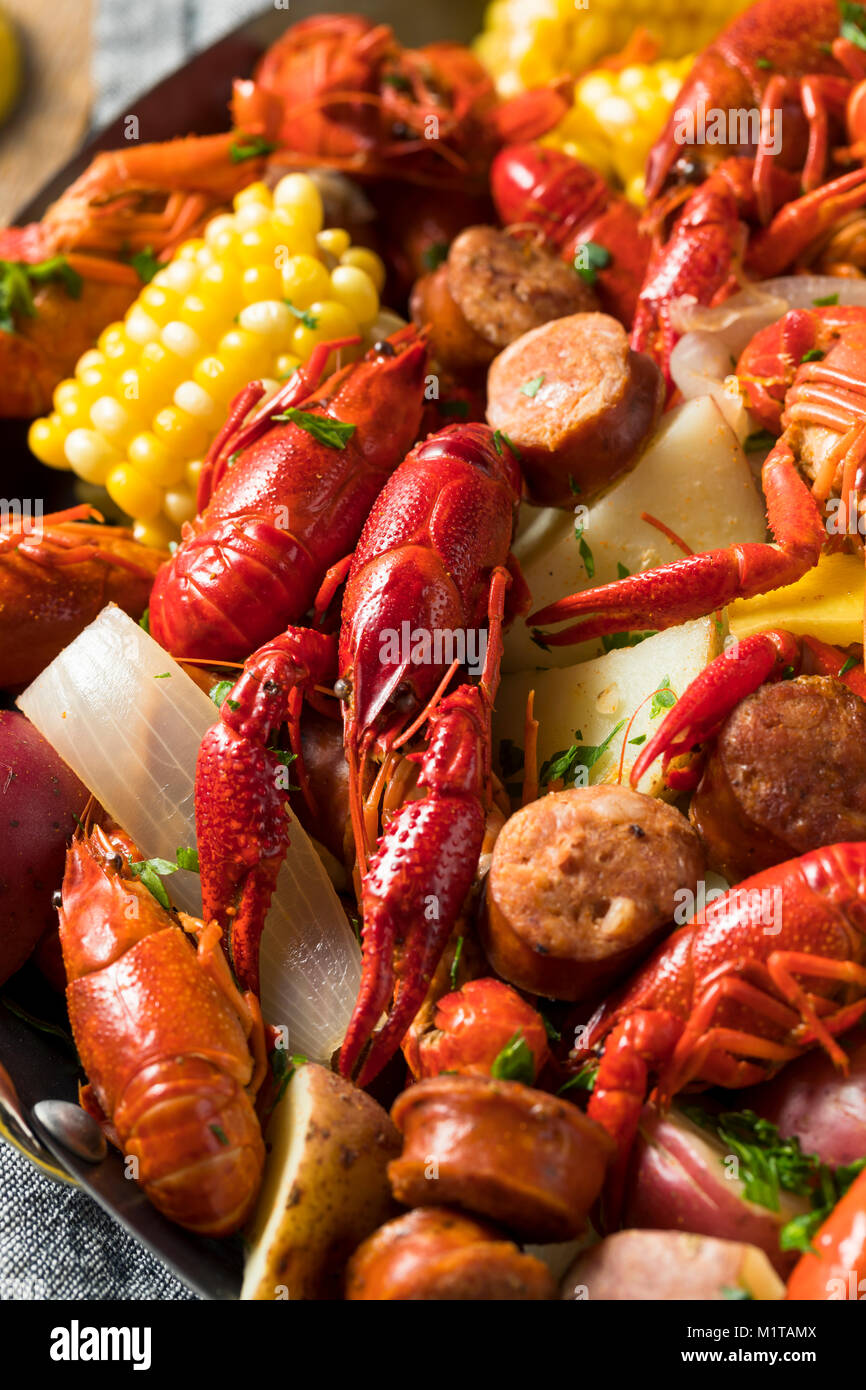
<box><xmin>18</xmin><ymin>604</ymin><xmax>361</xmax><ymax>1061</ymax></box>
<box><xmin>670</xmin><ymin>276</ymin><xmax>866</xmax><ymax>441</ymax></box>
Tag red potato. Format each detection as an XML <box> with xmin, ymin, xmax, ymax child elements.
<box><xmin>0</xmin><ymin>710</ymin><xmax>89</xmax><ymax>985</ymax></box>
<box><xmin>623</xmin><ymin>1105</ymin><xmax>810</xmax><ymax>1277</ymax></box>
<box><xmin>739</xmin><ymin>1026</ymin><xmax>866</xmax><ymax>1169</ymax></box>
<box><xmin>561</xmin><ymin>1229</ymin><xmax>785</xmax><ymax>1300</ymax></box>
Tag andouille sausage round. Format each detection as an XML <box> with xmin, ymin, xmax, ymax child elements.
<box><xmin>482</xmin><ymin>785</ymin><xmax>703</xmax><ymax>1002</ymax></box>
<box><xmin>345</xmin><ymin>1206</ymin><xmax>555</xmax><ymax>1300</ymax></box>
<box><xmin>389</xmin><ymin>1074</ymin><xmax>613</xmax><ymax>1242</ymax></box>
<box><xmin>410</xmin><ymin>226</ymin><xmax>597</xmax><ymax>375</ymax></box>
<box><xmin>486</xmin><ymin>312</ymin><xmax>664</xmax><ymax>506</ymax></box>
<box><xmin>690</xmin><ymin>675</ymin><xmax>866</xmax><ymax>882</ymax></box>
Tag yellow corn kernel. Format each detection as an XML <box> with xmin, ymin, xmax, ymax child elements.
<box><xmin>28</xmin><ymin>415</ymin><xmax>70</xmax><ymax>469</ymax></box>
<box><xmin>90</xmin><ymin>396</ymin><xmax>137</xmax><ymax>448</ymax></box>
<box><xmin>339</xmin><ymin>246</ymin><xmax>386</xmax><ymax>294</ymax></box>
<box><xmin>152</xmin><ymin>405</ymin><xmax>210</xmax><ymax>459</ymax></box>
<box><xmin>163</xmin><ymin>485</ymin><xmax>197</xmax><ymax>527</ymax></box>
<box><xmin>175</xmin><ymin>293</ymin><xmax>225</xmax><ymax>343</ymax></box>
<box><xmin>193</xmin><ymin>354</ymin><xmax>235</xmax><ymax>404</ymax></box>
<box><xmin>271</xmin><ymin>209</ymin><xmax>317</xmax><ymax>260</ymax></box>
<box><xmin>241</xmin><ymin>264</ymin><xmax>283</xmax><ymax>304</ymax></box>
<box><xmin>115</xmin><ymin>366</ymin><xmax>160</xmax><ymax>419</ymax></box>
<box><xmin>106</xmin><ymin>463</ymin><xmax>163</xmax><ymax>521</ymax></box>
<box><xmin>75</xmin><ymin>349</ymin><xmax>108</xmax><ymax>379</ymax></box>
<box><xmin>238</xmin><ymin>299</ymin><xmax>293</xmax><ymax>342</ymax></box>
<box><xmin>185</xmin><ymin>457</ymin><xmax>204</xmax><ymax>491</ymax></box>
<box><xmin>329</xmin><ymin>265</ymin><xmax>378</xmax><ymax>326</ymax></box>
<box><xmin>55</xmin><ymin>384</ymin><xmax>93</xmax><ymax>432</ymax></box>
<box><xmin>128</xmin><ymin>430</ymin><xmax>187</xmax><ymax>487</ymax></box>
<box><xmin>237</xmin><ymin>224</ymin><xmax>283</xmax><ymax>269</ymax></box>
<box><xmin>64</xmin><ymin>429</ymin><xmax>121</xmax><ymax>485</ymax></box>
<box><xmin>138</xmin><ymin>284</ymin><xmax>181</xmax><ymax>327</ymax></box>
<box><xmin>290</xmin><ymin>299</ymin><xmax>357</xmax><ymax>359</ymax></box>
<box><xmin>216</xmin><ymin>327</ymin><xmax>274</xmax><ymax>380</ymax></box>
<box><xmin>139</xmin><ymin>341</ymin><xmax>184</xmax><ymax>400</ymax></box>
<box><xmin>317</xmin><ymin>227</ymin><xmax>351</xmax><ymax>260</ymax></box>
<box><xmin>133</xmin><ymin>516</ymin><xmax>178</xmax><ymax>549</ymax></box>
<box><xmin>98</xmin><ymin>324</ymin><xmax>138</xmax><ymax>370</ymax></box>
<box><xmin>281</xmin><ymin>254</ymin><xmax>332</xmax><ymax>311</ymax></box>
<box><xmin>272</xmin><ymin>173</ymin><xmax>324</xmax><ymax>234</ymax></box>
<box><xmin>234</xmin><ymin>181</ymin><xmax>273</xmax><ymax>211</ymax></box>
<box><xmin>275</xmin><ymin>353</ymin><xmax>302</xmax><ymax>380</ymax></box>
<box><xmin>198</xmin><ymin>262</ymin><xmax>244</xmax><ymax>315</ymax></box>
<box><xmin>152</xmin><ymin>260</ymin><xmax>198</xmax><ymax>295</ymax></box>
<box><xmin>176</xmin><ymin>238</ymin><xmax>206</xmax><ymax>261</ymax></box>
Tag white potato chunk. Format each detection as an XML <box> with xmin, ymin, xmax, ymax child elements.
<box><xmin>505</xmin><ymin>395</ymin><xmax>766</xmax><ymax>673</ymax></box>
<box><xmin>495</xmin><ymin>617</ymin><xmax>723</xmax><ymax>799</ymax></box>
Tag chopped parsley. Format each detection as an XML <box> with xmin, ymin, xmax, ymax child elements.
<box><xmin>573</xmin><ymin>239</ymin><xmax>611</xmax><ymax>286</ymax></box>
<box><xmin>839</xmin><ymin>654</ymin><xmax>860</xmax><ymax>677</ymax></box>
<box><xmin>813</xmin><ymin>292</ymin><xmax>839</xmax><ymax>307</ymax></box>
<box><xmin>539</xmin><ymin>720</ymin><xmax>626</xmax><ymax>786</ymax></box>
<box><xmin>129</xmin><ymin>246</ymin><xmax>161</xmax><ymax>284</ymax></box>
<box><xmin>449</xmin><ymin>936</ymin><xmax>464</xmax><ymax>991</ymax></box>
<box><xmin>421</xmin><ymin>240</ymin><xmax>449</xmax><ymax>271</ymax></box>
<box><xmin>229</xmin><ymin>135</ymin><xmax>276</xmax><ymax>163</ymax></box>
<box><xmin>840</xmin><ymin>0</ymin><xmax>866</xmax><ymax>51</ymax></box>
<box><xmin>559</xmin><ymin>1061</ymin><xmax>598</xmax><ymax>1094</ymax></box>
<box><xmin>209</xmin><ymin>679</ymin><xmax>239</xmax><ymax>711</ymax></box>
<box><xmin>649</xmin><ymin>677</ymin><xmax>675</xmax><ymax>719</ymax></box>
<box><xmin>490</xmin><ymin>1031</ymin><xmax>535</xmax><ymax>1085</ymax></box>
<box><xmin>801</xmin><ymin>348</ymin><xmax>825</xmax><ymax>363</ymax></box>
<box><xmin>743</xmin><ymin>429</ymin><xmax>776</xmax><ymax>453</ymax></box>
<box><xmin>520</xmin><ymin>373</ymin><xmax>545</xmax><ymax>398</ymax></box>
<box><xmin>574</xmin><ymin>523</ymin><xmax>595</xmax><ymax>578</ymax></box>
<box><xmin>283</xmin><ymin>299</ymin><xmax>319</xmax><ymax>330</ymax></box>
<box><xmin>272</xmin><ymin>407</ymin><xmax>356</xmax><ymax>450</ymax></box>
<box><xmin>0</xmin><ymin>256</ymin><xmax>82</xmax><ymax>334</ymax></box>
<box><xmin>270</xmin><ymin>1049</ymin><xmax>307</xmax><ymax>1107</ymax></box>
<box><xmin>492</xmin><ymin>428</ymin><xmax>522</xmax><ymax>461</ymax></box>
<box><xmin>138</xmin><ymin>607</ymin><xmax>150</xmax><ymax>634</ymax></box>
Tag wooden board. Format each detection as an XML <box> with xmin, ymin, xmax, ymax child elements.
<box><xmin>0</xmin><ymin>0</ymin><xmax>92</xmax><ymax>223</ymax></box>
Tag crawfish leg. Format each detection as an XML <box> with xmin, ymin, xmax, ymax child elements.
<box><xmin>529</xmin><ymin>439</ymin><xmax>826</xmax><ymax>644</ymax></box>
<box><xmin>765</xmin><ymin>951</ymin><xmax>866</xmax><ymax>1067</ymax></box>
<box><xmin>195</xmin><ymin>626</ymin><xmax>337</xmax><ymax>994</ymax></box>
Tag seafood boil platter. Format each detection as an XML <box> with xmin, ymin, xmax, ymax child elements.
<box><xmin>2</xmin><ymin>0</ymin><xmax>866</xmax><ymax>1304</ymax></box>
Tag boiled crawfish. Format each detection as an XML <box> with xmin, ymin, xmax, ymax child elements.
<box><xmin>232</xmin><ymin>13</ymin><xmax>571</xmax><ymax>191</ymax></box>
<box><xmin>573</xmin><ymin>841</ymin><xmax>866</xmax><ymax>1219</ymax></box>
<box><xmin>530</xmin><ymin>305</ymin><xmax>866</xmax><ymax>648</ymax></box>
<box><xmin>149</xmin><ymin>326</ymin><xmax>428</xmax><ymax>660</ymax></box>
<box><xmin>59</xmin><ymin>824</ymin><xmax>265</xmax><ymax>1236</ymax></box>
<box><xmin>0</xmin><ymin>505</ymin><xmax>164</xmax><ymax>689</ymax></box>
<box><xmin>632</xmin><ymin>0</ymin><xmax>866</xmax><ymax>377</ymax></box>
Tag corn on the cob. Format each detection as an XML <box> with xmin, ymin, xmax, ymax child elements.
<box><xmin>545</xmin><ymin>54</ymin><xmax>695</xmax><ymax>205</ymax></box>
<box><xmin>28</xmin><ymin>174</ymin><xmax>388</xmax><ymax>545</ymax></box>
<box><xmin>474</xmin><ymin>0</ymin><xmax>750</xmax><ymax>97</ymax></box>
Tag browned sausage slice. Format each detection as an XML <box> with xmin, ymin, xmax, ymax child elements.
<box><xmin>691</xmin><ymin>674</ymin><xmax>866</xmax><ymax>882</ymax></box>
<box><xmin>486</xmin><ymin>312</ymin><xmax>664</xmax><ymax>506</ymax></box>
<box><xmin>389</xmin><ymin>1074</ymin><xmax>613</xmax><ymax>1242</ymax></box>
<box><xmin>447</xmin><ymin>225</ymin><xmax>597</xmax><ymax>349</ymax></box>
<box><xmin>483</xmin><ymin>785</ymin><xmax>703</xmax><ymax>1002</ymax></box>
<box><xmin>345</xmin><ymin>1206</ymin><xmax>555</xmax><ymax>1300</ymax></box>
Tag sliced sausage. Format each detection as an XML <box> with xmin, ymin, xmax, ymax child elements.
<box><xmin>345</xmin><ymin>1206</ymin><xmax>555</xmax><ymax>1300</ymax></box>
<box><xmin>410</xmin><ymin>226</ymin><xmax>597</xmax><ymax>376</ymax></box>
<box><xmin>483</xmin><ymin>785</ymin><xmax>703</xmax><ymax>1002</ymax></box>
<box><xmin>389</xmin><ymin>1073</ymin><xmax>613</xmax><ymax>1242</ymax></box>
<box><xmin>561</xmin><ymin>1230</ymin><xmax>785</xmax><ymax>1301</ymax></box>
<box><xmin>486</xmin><ymin>312</ymin><xmax>664</xmax><ymax>506</ymax></box>
<box><xmin>691</xmin><ymin>675</ymin><xmax>866</xmax><ymax>882</ymax></box>
<box><xmin>448</xmin><ymin>225</ymin><xmax>598</xmax><ymax>348</ymax></box>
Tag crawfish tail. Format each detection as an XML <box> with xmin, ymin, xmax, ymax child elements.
<box><xmin>60</xmin><ymin>832</ymin><xmax>264</xmax><ymax>1236</ymax></box>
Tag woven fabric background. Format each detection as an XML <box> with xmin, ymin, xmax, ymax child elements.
<box><xmin>0</xmin><ymin>0</ymin><xmax>264</xmax><ymax>1301</ymax></box>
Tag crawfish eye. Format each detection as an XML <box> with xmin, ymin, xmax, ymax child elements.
<box><xmin>334</xmin><ymin>677</ymin><xmax>352</xmax><ymax>701</ymax></box>
<box><xmin>112</xmin><ymin>854</ymin><xmax>124</xmax><ymax>874</ymax></box>
<box><xmin>372</xmin><ymin>339</ymin><xmax>396</xmax><ymax>357</ymax></box>
<box><xmin>264</xmin><ymin>679</ymin><xmax>280</xmax><ymax>694</ymax></box>
<box><xmin>52</xmin><ymin>891</ymin><xmax>62</xmax><ymax>909</ymax></box>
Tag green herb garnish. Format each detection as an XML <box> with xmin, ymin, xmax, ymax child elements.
<box><xmin>539</xmin><ymin>720</ymin><xmax>626</xmax><ymax>785</ymax></box>
<box><xmin>0</xmin><ymin>256</ymin><xmax>82</xmax><ymax>334</ymax></box>
<box><xmin>743</xmin><ymin>429</ymin><xmax>777</xmax><ymax>453</ymax></box>
<box><xmin>573</xmin><ymin>239</ymin><xmax>611</xmax><ymax>286</ymax></box>
<box><xmin>272</xmin><ymin>407</ymin><xmax>356</xmax><ymax>450</ymax></box>
<box><xmin>490</xmin><ymin>1031</ymin><xmax>535</xmax><ymax>1085</ymax></box>
<box><xmin>801</xmin><ymin>348</ymin><xmax>825</xmax><ymax>363</ymax></box>
<box><xmin>492</xmin><ymin>428</ymin><xmax>522</xmax><ymax>461</ymax></box>
<box><xmin>649</xmin><ymin>677</ymin><xmax>675</xmax><ymax>719</ymax></box>
<box><xmin>574</xmin><ymin>523</ymin><xmax>595</xmax><ymax>578</ymax></box>
<box><xmin>840</xmin><ymin>654</ymin><xmax>860</xmax><ymax>676</ymax></box>
<box><xmin>449</xmin><ymin>936</ymin><xmax>464</xmax><ymax>991</ymax></box>
<box><xmin>283</xmin><ymin>299</ymin><xmax>319</xmax><ymax>330</ymax></box>
<box><xmin>520</xmin><ymin>373</ymin><xmax>545</xmax><ymax>398</ymax></box>
<box><xmin>229</xmin><ymin>135</ymin><xmax>276</xmax><ymax>163</ymax></box>
<box><xmin>421</xmin><ymin>240</ymin><xmax>449</xmax><ymax>271</ymax></box>
<box><xmin>129</xmin><ymin>246</ymin><xmax>161</xmax><ymax>284</ymax></box>
<box><xmin>813</xmin><ymin>292</ymin><xmax>839</xmax><ymax>306</ymax></box>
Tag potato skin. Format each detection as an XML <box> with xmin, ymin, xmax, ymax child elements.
<box><xmin>739</xmin><ymin>1024</ymin><xmax>866</xmax><ymax>1169</ymax></box>
<box><xmin>243</xmin><ymin>1065</ymin><xmax>401</xmax><ymax>1301</ymax></box>
<box><xmin>483</xmin><ymin>785</ymin><xmax>703</xmax><ymax>1002</ymax></box>
<box><xmin>0</xmin><ymin>711</ymin><xmax>89</xmax><ymax>986</ymax></box>
<box><xmin>346</xmin><ymin>1206</ymin><xmax>555</xmax><ymax>1300</ymax></box>
<box><xmin>389</xmin><ymin>1073</ymin><xmax>613</xmax><ymax>1242</ymax></box>
<box><xmin>691</xmin><ymin>676</ymin><xmax>866</xmax><ymax>882</ymax></box>
<box><xmin>486</xmin><ymin>313</ymin><xmax>664</xmax><ymax>506</ymax></box>
<box><xmin>561</xmin><ymin>1229</ymin><xmax>785</xmax><ymax>1300</ymax></box>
